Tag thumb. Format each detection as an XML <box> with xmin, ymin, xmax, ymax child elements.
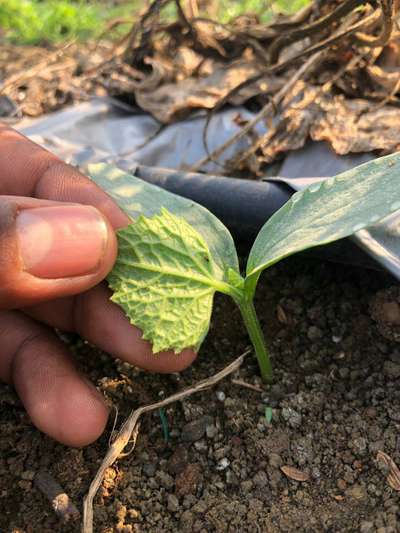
<box><xmin>0</xmin><ymin>196</ymin><xmax>117</xmax><ymax>309</ymax></box>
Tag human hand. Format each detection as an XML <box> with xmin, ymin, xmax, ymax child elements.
<box><xmin>0</xmin><ymin>125</ymin><xmax>197</xmax><ymax>446</ymax></box>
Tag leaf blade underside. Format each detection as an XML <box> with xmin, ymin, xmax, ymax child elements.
<box><xmin>108</xmin><ymin>208</ymin><xmax>225</xmax><ymax>354</ymax></box>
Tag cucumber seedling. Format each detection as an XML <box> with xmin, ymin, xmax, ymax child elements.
<box><xmin>90</xmin><ymin>155</ymin><xmax>400</xmax><ymax>382</ymax></box>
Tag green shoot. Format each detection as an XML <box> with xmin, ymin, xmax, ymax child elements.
<box><xmin>90</xmin><ymin>152</ymin><xmax>400</xmax><ymax>383</ymax></box>
<box><xmin>265</xmin><ymin>407</ymin><xmax>273</xmax><ymax>424</ymax></box>
<box><xmin>158</xmin><ymin>408</ymin><xmax>170</xmax><ymax>442</ymax></box>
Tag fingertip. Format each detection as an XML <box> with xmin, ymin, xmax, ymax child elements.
<box><xmin>55</xmin><ymin>378</ymin><xmax>110</xmax><ymax>447</ymax></box>
<box><xmin>151</xmin><ymin>348</ymin><xmax>198</xmax><ymax>373</ymax></box>
<box><xmin>20</xmin><ymin>372</ymin><xmax>110</xmax><ymax>448</ymax></box>
<box><xmin>0</xmin><ymin>198</ymin><xmax>118</xmax><ymax>308</ymax></box>
<box><xmin>10</xmin><ymin>326</ymin><xmax>110</xmax><ymax>447</ymax></box>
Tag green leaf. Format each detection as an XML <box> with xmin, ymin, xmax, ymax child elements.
<box><xmin>108</xmin><ymin>208</ymin><xmax>233</xmax><ymax>354</ymax></box>
<box><xmin>227</xmin><ymin>267</ymin><xmax>245</xmax><ymax>290</ymax></box>
<box><xmin>88</xmin><ymin>163</ymin><xmax>239</xmax><ymax>281</ymax></box>
<box><xmin>247</xmin><ymin>152</ymin><xmax>400</xmax><ymax>280</ymax></box>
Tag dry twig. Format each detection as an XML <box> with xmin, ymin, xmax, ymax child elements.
<box><xmin>234</xmin><ymin>49</ymin><xmax>369</xmax><ymax>168</ymax></box>
<box><xmin>231</xmin><ymin>378</ymin><xmax>264</xmax><ymax>393</ymax></box>
<box><xmin>82</xmin><ymin>351</ymin><xmax>249</xmax><ymax>533</ymax></box>
<box><xmin>354</xmin><ymin>0</ymin><xmax>394</xmax><ymax>47</ymax></box>
<box><xmin>377</xmin><ymin>450</ymin><xmax>400</xmax><ymax>491</ymax></box>
<box><xmin>34</xmin><ymin>470</ymin><xmax>80</xmax><ymax>522</ymax></box>
<box><xmin>123</xmin><ymin>0</ymin><xmax>172</xmax><ymax>64</ymax></box>
<box><xmin>190</xmin><ymin>51</ymin><xmax>323</xmax><ymax>171</ymax></box>
<box><xmin>371</xmin><ymin>76</ymin><xmax>400</xmax><ymax>109</ymax></box>
<box><xmin>269</xmin><ymin>0</ymin><xmax>365</xmax><ymax>64</ymax></box>
<box><xmin>186</xmin><ymin>0</ymin><xmax>199</xmax><ymax>19</ymax></box>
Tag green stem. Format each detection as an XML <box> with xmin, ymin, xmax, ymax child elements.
<box><xmin>236</xmin><ymin>297</ymin><xmax>273</xmax><ymax>383</ymax></box>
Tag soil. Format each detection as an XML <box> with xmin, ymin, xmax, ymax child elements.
<box><xmin>1</xmin><ymin>255</ymin><xmax>400</xmax><ymax>532</ymax></box>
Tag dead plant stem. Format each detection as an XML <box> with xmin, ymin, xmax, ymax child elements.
<box><xmin>82</xmin><ymin>350</ymin><xmax>249</xmax><ymax>533</ymax></box>
<box><xmin>190</xmin><ymin>51</ymin><xmax>322</xmax><ymax>171</ymax></box>
<box><xmin>190</xmin><ymin>8</ymin><xmax>380</xmax><ymax>171</ymax></box>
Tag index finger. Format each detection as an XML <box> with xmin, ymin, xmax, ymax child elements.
<box><xmin>0</xmin><ymin>124</ymin><xmax>129</xmax><ymax>229</ymax></box>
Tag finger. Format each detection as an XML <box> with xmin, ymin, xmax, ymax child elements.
<box><xmin>0</xmin><ymin>310</ymin><xmax>109</xmax><ymax>446</ymax></box>
<box><xmin>0</xmin><ymin>124</ymin><xmax>129</xmax><ymax>229</ymax></box>
<box><xmin>24</xmin><ymin>284</ymin><xmax>198</xmax><ymax>373</ymax></box>
<box><xmin>0</xmin><ymin>196</ymin><xmax>118</xmax><ymax>309</ymax></box>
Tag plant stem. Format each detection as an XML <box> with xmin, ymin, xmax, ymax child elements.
<box><xmin>236</xmin><ymin>297</ymin><xmax>273</xmax><ymax>383</ymax></box>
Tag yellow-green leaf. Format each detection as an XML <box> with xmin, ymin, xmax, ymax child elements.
<box><xmin>108</xmin><ymin>208</ymin><xmax>230</xmax><ymax>353</ymax></box>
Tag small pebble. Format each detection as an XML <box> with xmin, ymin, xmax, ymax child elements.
<box><xmin>143</xmin><ymin>463</ymin><xmax>157</xmax><ymax>477</ymax></box>
<box><xmin>167</xmin><ymin>494</ymin><xmax>179</xmax><ymax>513</ymax></box>
<box><xmin>381</xmin><ymin>302</ymin><xmax>400</xmax><ymax>324</ymax></box>
<box><xmin>253</xmin><ymin>471</ymin><xmax>268</xmax><ymax>488</ymax></box>
<box><xmin>216</xmin><ymin>458</ymin><xmax>230</xmax><ymax>471</ymax></box>
<box><xmin>157</xmin><ymin>471</ymin><xmax>174</xmax><ymax>490</ymax></box>
<box><xmin>194</xmin><ymin>440</ymin><xmax>208</xmax><ymax>452</ymax></box>
<box><xmin>346</xmin><ymin>484</ymin><xmax>367</xmax><ymax>501</ymax></box>
<box><xmin>240</xmin><ymin>480</ymin><xmax>253</xmax><ymax>493</ymax></box>
<box><xmin>360</xmin><ymin>522</ymin><xmax>374</xmax><ymax>533</ymax></box>
<box><xmin>206</xmin><ymin>424</ymin><xmax>218</xmax><ymax>439</ymax></box>
<box><xmin>281</xmin><ymin>407</ymin><xmax>302</xmax><ymax>428</ymax></box>
<box><xmin>21</xmin><ymin>470</ymin><xmax>35</xmax><ymax>481</ymax></box>
<box><xmin>182</xmin><ymin>416</ymin><xmax>213</xmax><ymax>443</ymax></box>
<box><xmin>384</xmin><ymin>361</ymin><xmax>400</xmax><ymax>379</ymax></box>
<box><xmin>269</xmin><ymin>453</ymin><xmax>283</xmax><ymax>468</ymax></box>
<box><xmin>307</xmin><ymin>326</ymin><xmax>323</xmax><ymax>341</ymax></box>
